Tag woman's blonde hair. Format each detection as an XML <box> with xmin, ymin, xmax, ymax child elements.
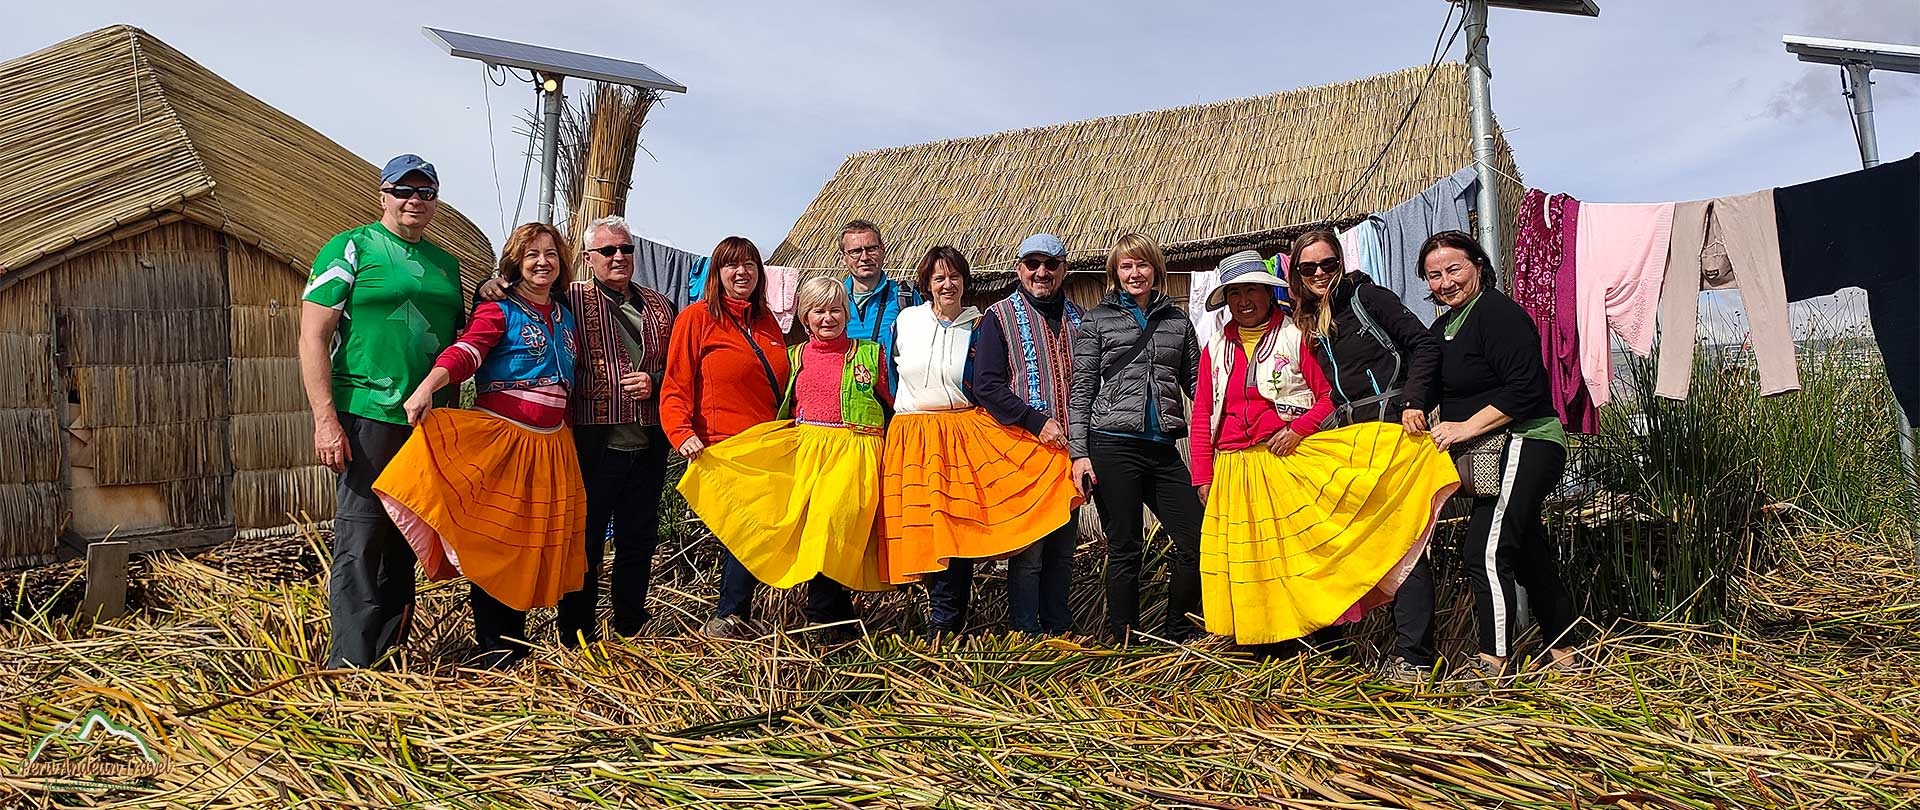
<box><xmin>1104</xmin><ymin>233</ymin><xmax>1167</xmax><ymax>293</ymax></box>
<box><xmin>795</xmin><ymin>275</ymin><xmax>851</xmax><ymax>334</ymax></box>
<box><xmin>1287</xmin><ymin>229</ymin><xmax>1346</xmax><ymax>339</ymax></box>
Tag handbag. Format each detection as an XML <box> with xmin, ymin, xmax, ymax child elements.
<box><xmin>1448</xmin><ymin>429</ymin><xmax>1509</xmax><ymax>498</ymax></box>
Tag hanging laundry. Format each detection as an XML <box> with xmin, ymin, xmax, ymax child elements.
<box><xmin>1512</xmin><ymin>189</ymin><xmax>1598</xmax><ymax>431</ymax></box>
<box><xmin>1377</xmin><ymin>166</ymin><xmax>1478</xmax><ymax>326</ymax></box>
<box><xmin>1774</xmin><ymin>153</ymin><xmax>1919</xmax><ymax>425</ymax></box>
<box><xmin>1573</xmin><ymin>202</ymin><xmax>1674</xmax><ymax>408</ymax></box>
<box><xmin>1337</xmin><ymin>215</ymin><xmax>1387</xmax><ymax>281</ymax></box>
<box><xmin>685</xmin><ymin>257</ymin><xmax>711</xmax><ymax>304</ymax></box>
<box><xmin>632</xmin><ymin>236</ymin><xmax>709</xmax><ymax>312</ymax></box>
<box><xmin>1654</xmin><ymin>191</ymin><xmax>1798</xmax><ymax>400</ymax></box>
<box><xmin>1186</xmin><ymin>268</ymin><xmax>1228</xmax><ymax>349</ymax></box>
<box><xmin>763</xmin><ymin>264</ymin><xmax>803</xmax><ymax>332</ymax></box>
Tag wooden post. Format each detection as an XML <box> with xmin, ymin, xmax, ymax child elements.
<box><xmin>79</xmin><ymin>540</ymin><xmax>129</xmax><ymax>621</ymax></box>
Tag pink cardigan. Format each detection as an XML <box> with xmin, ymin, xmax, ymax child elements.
<box><xmin>1573</xmin><ymin>202</ymin><xmax>1674</xmax><ymax>408</ymax></box>
<box><xmin>1190</xmin><ymin>320</ymin><xmax>1335</xmax><ymax>486</ymax></box>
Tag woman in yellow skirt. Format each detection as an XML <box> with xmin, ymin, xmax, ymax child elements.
<box><xmin>1190</xmin><ymin>255</ymin><xmax>1458</xmax><ymax>646</ymax></box>
<box><xmin>881</xmin><ymin>247</ymin><xmax>1081</xmax><ymax>634</ymax></box>
<box><xmin>676</xmin><ymin>275</ymin><xmax>894</xmax><ymax>632</ymax></box>
<box><xmin>375</xmin><ymin>222</ymin><xmax>589</xmax><ymax>667</ymax></box>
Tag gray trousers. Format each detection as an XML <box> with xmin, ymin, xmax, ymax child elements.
<box><xmin>326</xmin><ymin>412</ymin><xmax>417</xmax><ymax>668</ymax></box>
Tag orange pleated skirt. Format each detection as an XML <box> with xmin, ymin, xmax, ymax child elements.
<box><xmin>374</xmin><ymin>408</ymin><xmax>588</xmax><ymax>611</ymax></box>
<box><xmin>880</xmin><ymin>407</ymin><xmax>1082</xmax><ymax>584</ymax></box>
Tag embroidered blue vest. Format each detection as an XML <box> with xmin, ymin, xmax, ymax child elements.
<box><xmin>475</xmin><ymin>296</ymin><xmax>579</xmax><ymax>396</ymax></box>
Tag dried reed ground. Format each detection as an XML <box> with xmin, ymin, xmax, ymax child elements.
<box><xmin>1</xmin><ymin>523</ymin><xmax>1915</xmax><ymax>809</ymax></box>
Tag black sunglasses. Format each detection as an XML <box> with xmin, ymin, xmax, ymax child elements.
<box><xmin>1020</xmin><ymin>257</ymin><xmax>1065</xmax><ymax>272</ymax></box>
<box><xmin>1296</xmin><ymin>257</ymin><xmax>1343</xmax><ymax>277</ymax></box>
<box><xmin>588</xmin><ymin>243</ymin><xmax>637</xmax><ymax>257</ymax></box>
<box><xmin>382</xmin><ymin>185</ymin><xmax>439</xmax><ymax>201</ymax></box>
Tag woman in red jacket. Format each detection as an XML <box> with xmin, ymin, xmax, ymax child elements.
<box><xmin>658</xmin><ymin>237</ymin><xmax>794</xmax><ymax>640</ymax></box>
<box><xmin>1191</xmin><ymin>254</ymin><xmax>1457</xmax><ymax>647</ymax></box>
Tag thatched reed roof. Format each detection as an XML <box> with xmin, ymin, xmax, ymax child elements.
<box><xmin>770</xmin><ymin>63</ymin><xmax>1521</xmax><ymax>272</ymax></box>
<box><xmin>0</xmin><ymin>26</ymin><xmax>495</xmax><ymax>287</ymax></box>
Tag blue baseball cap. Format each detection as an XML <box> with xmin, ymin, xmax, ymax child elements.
<box><xmin>1016</xmin><ymin>233</ymin><xmax>1067</xmax><ymax>259</ymax></box>
<box><xmin>380</xmin><ymin>154</ymin><xmax>439</xmax><ymax>185</ymax></box>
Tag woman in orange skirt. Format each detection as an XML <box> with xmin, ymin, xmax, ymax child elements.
<box><xmin>882</xmin><ymin>246</ymin><xmax>1081</xmax><ymax>634</ymax></box>
<box><xmin>375</xmin><ymin>222</ymin><xmax>588</xmax><ymax>668</ymax></box>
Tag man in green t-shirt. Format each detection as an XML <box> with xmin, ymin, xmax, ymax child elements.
<box><xmin>298</xmin><ymin>153</ymin><xmax>464</xmax><ymax>669</ymax></box>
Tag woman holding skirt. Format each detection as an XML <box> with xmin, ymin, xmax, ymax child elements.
<box><xmin>881</xmin><ymin>247</ymin><xmax>1081</xmax><ymax>634</ymax></box>
<box><xmin>375</xmin><ymin>222</ymin><xmax>588</xmax><ymax>668</ymax></box>
<box><xmin>676</xmin><ymin>275</ymin><xmax>893</xmax><ymax>635</ymax></box>
<box><xmin>1191</xmin><ymin>255</ymin><xmax>1458</xmax><ymax>646</ymax></box>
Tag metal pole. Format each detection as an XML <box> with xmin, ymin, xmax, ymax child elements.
<box><xmin>1464</xmin><ymin>0</ymin><xmax>1507</xmax><ymax>284</ymax></box>
<box><xmin>1843</xmin><ymin>61</ymin><xmax>1918</xmax><ymax>556</ymax></box>
<box><xmin>537</xmin><ymin>73</ymin><xmax>565</xmax><ymax>225</ymax></box>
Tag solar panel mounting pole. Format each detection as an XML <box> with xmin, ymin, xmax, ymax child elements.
<box><xmin>1458</xmin><ymin>1</ymin><xmax>1599</xmax><ymax>286</ymax></box>
<box><xmin>537</xmin><ymin>73</ymin><xmax>564</xmax><ymax>225</ymax></box>
<box><xmin>1782</xmin><ymin>34</ymin><xmax>1920</xmax><ymax>560</ymax></box>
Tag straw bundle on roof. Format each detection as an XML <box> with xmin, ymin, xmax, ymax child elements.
<box><xmin>772</xmin><ymin>63</ymin><xmax>1522</xmax><ymax>273</ymax></box>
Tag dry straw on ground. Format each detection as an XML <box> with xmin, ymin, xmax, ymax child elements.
<box><xmin>3</xmin><ymin>522</ymin><xmax>1915</xmax><ymax>809</ymax></box>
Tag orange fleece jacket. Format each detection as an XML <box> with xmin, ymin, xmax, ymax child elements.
<box><xmin>660</xmin><ymin>295</ymin><xmax>792</xmax><ymax>447</ymax></box>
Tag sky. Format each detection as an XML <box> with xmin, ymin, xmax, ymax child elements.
<box><xmin>9</xmin><ymin>0</ymin><xmax>1919</xmax><ymax>259</ymax></box>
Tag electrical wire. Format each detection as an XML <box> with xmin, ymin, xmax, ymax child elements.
<box><xmin>483</xmin><ymin>64</ymin><xmax>509</xmax><ymax>240</ymax></box>
<box><xmin>1322</xmin><ymin>3</ymin><xmax>1468</xmax><ymax>224</ymax></box>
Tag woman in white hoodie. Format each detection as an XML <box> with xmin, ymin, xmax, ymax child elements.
<box><xmin>880</xmin><ymin>246</ymin><xmax>1080</xmax><ymax>635</ymax></box>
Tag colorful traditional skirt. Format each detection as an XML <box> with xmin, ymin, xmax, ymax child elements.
<box><xmin>374</xmin><ymin>408</ymin><xmax>588</xmax><ymax>612</ymax></box>
<box><xmin>677</xmin><ymin>420</ymin><xmax>888</xmax><ymax>591</ymax></box>
<box><xmin>879</xmin><ymin>408</ymin><xmax>1081</xmax><ymax>584</ymax></box>
<box><xmin>1200</xmin><ymin>422</ymin><xmax>1459</xmax><ymax>645</ymax></box>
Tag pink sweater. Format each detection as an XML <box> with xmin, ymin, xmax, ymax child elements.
<box><xmin>1190</xmin><ymin>324</ymin><xmax>1334</xmax><ymax>486</ymax></box>
<box><xmin>1573</xmin><ymin>202</ymin><xmax>1674</xmax><ymax>408</ymax></box>
<box><xmin>791</xmin><ymin>334</ymin><xmax>891</xmax><ymax>427</ymax></box>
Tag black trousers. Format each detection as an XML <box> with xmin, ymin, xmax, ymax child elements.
<box><xmin>327</xmin><ymin>412</ymin><xmax>417</xmax><ymax>669</ymax></box>
<box><xmin>1087</xmin><ymin>434</ymin><xmax>1203</xmax><ymax>640</ymax></box>
<box><xmin>1006</xmin><ymin>513</ymin><xmax>1079</xmax><ymax>634</ymax></box>
<box><xmin>557</xmin><ymin>424</ymin><xmax>669</xmax><ymax>643</ymax></box>
<box><xmin>470</xmin><ymin>582</ymin><xmax>528</xmax><ymax>661</ymax></box>
<box><xmin>715</xmin><ymin>548</ymin><xmax>856</xmax><ymax>625</ymax></box>
<box><xmin>1462</xmin><ymin>436</ymin><xmax>1577</xmax><ymax>658</ymax></box>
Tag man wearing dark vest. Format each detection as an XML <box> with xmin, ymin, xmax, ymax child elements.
<box><xmin>968</xmin><ymin>233</ymin><xmax>1086</xmax><ymax>634</ymax></box>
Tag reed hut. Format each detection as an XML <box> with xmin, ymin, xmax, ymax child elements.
<box><xmin>771</xmin><ymin>63</ymin><xmax>1523</xmax><ymax>310</ymax></box>
<box><xmin>0</xmin><ymin>26</ymin><xmax>495</xmax><ymax>567</ymax></box>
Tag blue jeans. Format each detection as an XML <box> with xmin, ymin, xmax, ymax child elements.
<box><xmin>714</xmin><ymin>548</ymin><xmax>857</xmax><ymax>623</ymax></box>
<box><xmin>1007</xmin><ymin>513</ymin><xmax>1078</xmax><ymax>634</ymax></box>
<box><xmin>925</xmin><ymin>558</ymin><xmax>973</xmax><ymax>631</ymax></box>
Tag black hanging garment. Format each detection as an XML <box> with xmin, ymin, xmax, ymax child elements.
<box><xmin>1773</xmin><ymin>153</ymin><xmax>1919</xmax><ymax>425</ymax></box>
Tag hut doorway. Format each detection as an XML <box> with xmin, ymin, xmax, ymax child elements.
<box><xmin>55</xmin><ymin>223</ymin><xmax>233</xmax><ymax>540</ymax></box>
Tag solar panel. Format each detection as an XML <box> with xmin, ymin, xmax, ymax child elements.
<box><xmin>422</xmin><ymin>27</ymin><xmax>687</xmax><ymax>93</ymax></box>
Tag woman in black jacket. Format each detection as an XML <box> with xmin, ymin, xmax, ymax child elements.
<box><xmin>1422</xmin><ymin>230</ymin><xmax>1579</xmax><ymax>681</ymax></box>
<box><xmin>1287</xmin><ymin>228</ymin><xmax>1444</xmax><ymax>682</ymax></box>
<box><xmin>1068</xmin><ymin>233</ymin><xmax>1203</xmax><ymax>643</ymax></box>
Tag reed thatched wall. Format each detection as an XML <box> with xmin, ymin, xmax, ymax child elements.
<box><xmin>0</xmin><ymin>271</ymin><xmax>61</xmax><ymax>566</ymax></box>
<box><xmin>771</xmin><ymin>63</ymin><xmax>1522</xmax><ymax>279</ymax></box>
<box><xmin>56</xmin><ymin>222</ymin><xmax>230</xmax><ymax>538</ymax></box>
<box><xmin>227</xmin><ymin>239</ymin><xmax>333</xmax><ymax>528</ymax></box>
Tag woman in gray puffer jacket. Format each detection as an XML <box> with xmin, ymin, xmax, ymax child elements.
<box><xmin>1068</xmin><ymin>233</ymin><xmax>1203</xmax><ymax>644</ymax></box>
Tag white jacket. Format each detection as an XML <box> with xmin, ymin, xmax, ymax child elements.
<box><xmin>892</xmin><ymin>303</ymin><xmax>982</xmax><ymax>414</ymax></box>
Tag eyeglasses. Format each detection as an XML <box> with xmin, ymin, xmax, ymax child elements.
<box><xmin>842</xmin><ymin>245</ymin><xmax>883</xmax><ymax>257</ymax></box>
<box><xmin>1295</xmin><ymin>257</ymin><xmax>1343</xmax><ymax>277</ymax></box>
<box><xmin>588</xmin><ymin>243</ymin><xmax>636</xmax><ymax>257</ymax></box>
<box><xmin>1020</xmin><ymin>257</ymin><xmax>1065</xmax><ymax>272</ymax></box>
<box><xmin>382</xmin><ymin>185</ymin><xmax>439</xmax><ymax>201</ymax></box>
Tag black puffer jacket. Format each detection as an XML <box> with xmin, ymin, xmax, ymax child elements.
<box><xmin>1306</xmin><ymin>272</ymin><xmax>1441</xmax><ymax>425</ymax></box>
<box><xmin>1067</xmin><ymin>290</ymin><xmax>1200</xmax><ymax>458</ymax></box>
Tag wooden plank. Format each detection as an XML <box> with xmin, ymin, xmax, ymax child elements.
<box><xmin>78</xmin><ymin>540</ymin><xmax>129</xmax><ymax>621</ymax></box>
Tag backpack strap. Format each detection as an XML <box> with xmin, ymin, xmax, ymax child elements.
<box><xmin>1348</xmin><ymin>285</ymin><xmax>1403</xmax><ymax>392</ymax></box>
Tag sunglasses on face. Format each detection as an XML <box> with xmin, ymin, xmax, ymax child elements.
<box><xmin>1296</xmin><ymin>257</ymin><xmax>1343</xmax><ymax>277</ymax></box>
<box><xmin>382</xmin><ymin>185</ymin><xmax>439</xmax><ymax>201</ymax></box>
<box><xmin>1020</xmin><ymin>257</ymin><xmax>1065</xmax><ymax>272</ymax></box>
<box><xmin>588</xmin><ymin>243</ymin><xmax>637</xmax><ymax>257</ymax></box>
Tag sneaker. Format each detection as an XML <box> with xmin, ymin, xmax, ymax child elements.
<box><xmin>1376</xmin><ymin>656</ymin><xmax>1428</xmax><ymax>686</ymax></box>
<box><xmin>1455</xmin><ymin>656</ymin><xmax>1508</xmax><ymax>690</ymax></box>
<box><xmin>700</xmin><ymin>615</ymin><xmax>756</xmax><ymax>641</ymax></box>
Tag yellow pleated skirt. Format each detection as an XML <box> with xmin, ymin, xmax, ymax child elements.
<box><xmin>1200</xmin><ymin>422</ymin><xmax>1459</xmax><ymax>645</ymax></box>
<box><xmin>374</xmin><ymin>408</ymin><xmax>588</xmax><ymax>612</ymax></box>
<box><xmin>677</xmin><ymin>420</ymin><xmax>888</xmax><ymax>592</ymax></box>
<box><xmin>880</xmin><ymin>408</ymin><xmax>1082</xmax><ymax>584</ymax></box>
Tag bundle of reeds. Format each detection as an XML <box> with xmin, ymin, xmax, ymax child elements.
<box><xmin>558</xmin><ymin>82</ymin><xmax>657</xmax><ymax>258</ymax></box>
<box><xmin>2</xmin><ymin>520</ymin><xmax>1914</xmax><ymax>808</ymax></box>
